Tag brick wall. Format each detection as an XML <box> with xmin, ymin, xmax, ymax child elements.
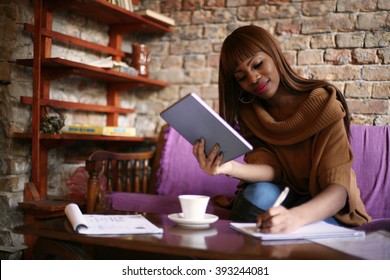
<box><xmin>0</xmin><ymin>0</ymin><xmax>389</xmax><ymax>259</ymax></box>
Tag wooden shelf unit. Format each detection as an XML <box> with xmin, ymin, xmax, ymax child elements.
<box><xmin>16</xmin><ymin>0</ymin><xmax>172</xmax><ymax>201</ymax></box>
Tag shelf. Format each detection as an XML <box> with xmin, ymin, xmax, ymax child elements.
<box><xmin>24</xmin><ymin>23</ymin><xmax>126</xmax><ymax>58</ymax></box>
<box><xmin>18</xmin><ymin>0</ymin><xmax>170</xmax><ymax>214</ymax></box>
<box><xmin>45</xmin><ymin>0</ymin><xmax>173</xmax><ymax>33</ymax></box>
<box><xmin>20</xmin><ymin>96</ymin><xmax>135</xmax><ymax>114</ymax></box>
<box><xmin>16</xmin><ymin>58</ymin><xmax>169</xmax><ymax>89</ymax></box>
<box><xmin>13</xmin><ymin>132</ymin><xmax>157</xmax><ymax>143</ymax></box>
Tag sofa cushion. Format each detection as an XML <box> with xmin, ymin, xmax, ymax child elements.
<box><xmin>156</xmin><ymin>126</ymin><xmax>241</xmax><ymax>198</ymax></box>
<box><xmin>350</xmin><ymin>125</ymin><xmax>390</xmax><ymax>219</ymax></box>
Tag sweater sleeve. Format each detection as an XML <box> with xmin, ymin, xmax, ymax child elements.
<box><xmin>315</xmin><ymin>120</ymin><xmax>353</xmax><ymax>192</ymax></box>
<box><xmin>312</xmin><ymin>120</ymin><xmax>371</xmax><ymax>223</ymax></box>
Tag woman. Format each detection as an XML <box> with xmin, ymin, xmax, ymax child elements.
<box><xmin>193</xmin><ymin>25</ymin><xmax>371</xmax><ymax>233</ymax></box>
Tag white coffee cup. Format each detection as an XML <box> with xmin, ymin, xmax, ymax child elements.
<box><xmin>179</xmin><ymin>195</ymin><xmax>210</xmax><ymax>220</ymax></box>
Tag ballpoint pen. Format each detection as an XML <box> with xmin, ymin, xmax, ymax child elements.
<box><xmin>257</xmin><ymin>187</ymin><xmax>290</xmax><ymax>230</ymax></box>
<box><xmin>272</xmin><ymin>186</ymin><xmax>290</xmax><ymax>208</ymax></box>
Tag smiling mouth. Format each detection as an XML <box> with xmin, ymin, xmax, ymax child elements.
<box><xmin>254</xmin><ymin>81</ymin><xmax>269</xmax><ymax>94</ymax></box>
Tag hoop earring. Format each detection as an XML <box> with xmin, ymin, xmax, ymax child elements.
<box><xmin>239</xmin><ymin>90</ymin><xmax>255</xmax><ymax>104</ymax></box>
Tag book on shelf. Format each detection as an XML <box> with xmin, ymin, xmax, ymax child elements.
<box><xmin>230</xmin><ymin>221</ymin><xmax>365</xmax><ymax>241</ymax></box>
<box><xmin>65</xmin><ymin>203</ymin><xmax>163</xmax><ymax>235</ymax></box>
<box><xmin>61</xmin><ymin>125</ymin><xmax>136</xmax><ymax>137</ymax></box>
<box><xmin>135</xmin><ymin>9</ymin><xmax>175</xmax><ymax>26</ymax></box>
<box><xmin>112</xmin><ymin>0</ymin><xmax>133</xmax><ymax>11</ymax></box>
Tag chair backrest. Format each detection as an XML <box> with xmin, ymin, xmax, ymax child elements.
<box><xmin>85</xmin><ymin>150</ymin><xmax>154</xmax><ymax>213</ymax></box>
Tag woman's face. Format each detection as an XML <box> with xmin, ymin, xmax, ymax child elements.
<box><xmin>234</xmin><ymin>51</ymin><xmax>281</xmax><ymax>100</ymax></box>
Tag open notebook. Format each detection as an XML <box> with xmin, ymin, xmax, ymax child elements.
<box><xmin>65</xmin><ymin>203</ymin><xmax>163</xmax><ymax>235</ymax></box>
<box><xmin>230</xmin><ymin>221</ymin><xmax>365</xmax><ymax>241</ymax></box>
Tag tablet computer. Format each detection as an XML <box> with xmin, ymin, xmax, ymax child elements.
<box><xmin>160</xmin><ymin>93</ymin><xmax>253</xmax><ymax>164</ymax></box>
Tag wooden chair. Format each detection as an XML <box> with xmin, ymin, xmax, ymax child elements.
<box><xmin>85</xmin><ymin>150</ymin><xmax>155</xmax><ymax>213</ymax></box>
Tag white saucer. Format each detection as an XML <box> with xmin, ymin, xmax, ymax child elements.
<box><xmin>168</xmin><ymin>213</ymin><xmax>219</xmax><ymax>229</ymax></box>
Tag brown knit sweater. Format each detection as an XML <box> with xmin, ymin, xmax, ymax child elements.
<box><xmin>238</xmin><ymin>87</ymin><xmax>371</xmax><ymax>226</ymax></box>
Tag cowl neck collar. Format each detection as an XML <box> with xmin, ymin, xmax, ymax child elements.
<box><xmin>239</xmin><ymin>87</ymin><xmax>346</xmax><ymax>145</ymax></box>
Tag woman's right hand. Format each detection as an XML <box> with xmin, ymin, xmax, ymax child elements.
<box><xmin>192</xmin><ymin>138</ymin><xmax>233</xmax><ymax>176</ymax></box>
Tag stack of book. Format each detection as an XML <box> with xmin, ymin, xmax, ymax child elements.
<box><xmin>61</xmin><ymin>125</ymin><xmax>136</xmax><ymax>137</ymax></box>
<box><xmin>107</xmin><ymin>0</ymin><xmax>133</xmax><ymax>12</ymax></box>
<box><xmin>134</xmin><ymin>9</ymin><xmax>175</xmax><ymax>27</ymax></box>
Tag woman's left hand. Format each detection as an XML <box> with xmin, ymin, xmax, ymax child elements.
<box><xmin>192</xmin><ymin>138</ymin><xmax>233</xmax><ymax>176</ymax></box>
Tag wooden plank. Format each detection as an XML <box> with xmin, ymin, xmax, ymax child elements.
<box><xmin>24</xmin><ymin>23</ymin><xmax>126</xmax><ymax>57</ymax></box>
<box><xmin>16</xmin><ymin>58</ymin><xmax>169</xmax><ymax>88</ymax></box>
<box><xmin>45</xmin><ymin>0</ymin><xmax>172</xmax><ymax>33</ymax></box>
<box><xmin>20</xmin><ymin>96</ymin><xmax>135</xmax><ymax>114</ymax></box>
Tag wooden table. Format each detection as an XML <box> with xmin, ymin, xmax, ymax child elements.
<box><xmin>13</xmin><ymin>214</ymin><xmax>358</xmax><ymax>260</ymax></box>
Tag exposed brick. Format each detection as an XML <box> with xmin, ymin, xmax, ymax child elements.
<box><xmin>350</xmin><ymin>114</ymin><xmax>376</xmax><ymax>125</ymax></box>
<box><xmin>268</xmin><ymin>0</ymin><xmax>291</xmax><ymax>4</ymax></box>
<box><xmin>362</xmin><ymin>65</ymin><xmax>390</xmax><ymax>81</ymax></box>
<box><xmin>324</xmin><ymin>49</ymin><xmax>352</xmax><ymax>65</ymax></box>
<box><xmin>280</xmin><ymin>35</ymin><xmax>310</xmax><ymax>50</ymax></box>
<box><xmin>372</xmin><ymin>83</ymin><xmax>390</xmax><ymax>99</ymax></box>
<box><xmin>257</xmin><ymin>3</ymin><xmax>299</xmax><ymax>20</ymax></box>
<box><xmin>174</xmin><ymin>11</ymin><xmax>192</xmax><ymax>25</ymax></box>
<box><xmin>207</xmin><ymin>53</ymin><xmax>220</xmax><ymax>68</ymax></box>
<box><xmin>283</xmin><ymin>50</ymin><xmax>296</xmax><ymax>66</ymax></box>
<box><xmin>160</xmin><ymin>55</ymin><xmax>183</xmax><ymax>69</ymax></box>
<box><xmin>204</xmin><ymin>24</ymin><xmax>229</xmax><ymax>38</ymax></box>
<box><xmin>204</xmin><ymin>0</ymin><xmax>226</xmax><ymax>8</ymax></box>
<box><xmin>344</xmin><ymin>81</ymin><xmax>372</xmax><ymax>98</ymax></box>
<box><xmin>365</xmin><ymin>31</ymin><xmax>390</xmax><ymax>48</ymax></box>
<box><xmin>347</xmin><ymin>99</ymin><xmax>388</xmax><ymax>114</ymax></box>
<box><xmin>184</xmin><ymin>54</ymin><xmax>206</xmax><ymax>69</ymax></box>
<box><xmin>336</xmin><ymin>32</ymin><xmax>365</xmax><ymax>48</ymax></box>
<box><xmin>177</xmin><ymin>26</ymin><xmax>204</xmax><ymax>40</ymax></box>
<box><xmin>311</xmin><ymin>34</ymin><xmax>336</xmax><ymax>49</ymax></box>
<box><xmin>373</xmin><ymin>115</ymin><xmax>390</xmax><ymax>126</ymax></box>
<box><xmin>183</xmin><ymin>0</ymin><xmax>204</xmax><ymax>11</ymax></box>
<box><xmin>378</xmin><ymin>48</ymin><xmax>390</xmax><ymax>64</ymax></box>
<box><xmin>305</xmin><ymin>65</ymin><xmax>361</xmax><ymax>81</ymax></box>
<box><xmin>161</xmin><ymin>0</ymin><xmax>182</xmax><ymax>13</ymax></box>
<box><xmin>378</xmin><ymin>0</ymin><xmax>390</xmax><ymax>10</ymax></box>
<box><xmin>352</xmin><ymin>49</ymin><xmax>378</xmax><ymax>64</ymax></box>
<box><xmin>170</xmin><ymin>39</ymin><xmax>213</xmax><ymax>55</ymax></box>
<box><xmin>226</xmin><ymin>0</ymin><xmax>247</xmax><ymax>7</ymax></box>
<box><xmin>275</xmin><ymin>19</ymin><xmax>301</xmax><ymax>34</ymax></box>
<box><xmin>329</xmin><ymin>14</ymin><xmax>355</xmax><ymax>32</ymax></box>
<box><xmin>0</xmin><ymin>175</ymin><xmax>28</xmax><ymax>192</ymax></box>
<box><xmin>185</xmin><ymin>68</ymin><xmax>213</xmax><ymax>84</ymax></box>
<box><xmin>211</xmin><ymin>8</ymin><xmax>235</xmax><ymax>23</ymax></box>
<box><xmin>237</xmin><ymin>6</ymin><xmax>257</xmax><ymax>21</ymax></box>
<box><xmin>192</xmin><ymin>10</ymin><xmax>213</xmax><ymax>24</ymax></box>
<box><xmin>302</xmin><ymin>1</ymin><xmax>335</xmax><ymax>16</ymax></box>
<box><xmin>337</xmin><ymin>0</ymin><xmax>377</xmax><ymax>12</ymax></box>
<box><xmin>301</xmin><ymin>17</ymin><xmax>332</xmax><ymax>34</ymax></box>
<box><xmin>297</xmin><ymin>49</ymin><xmax>323</xmax><ymax>65</ymax></box>
<box><xmin>0</xmin><ymin>62</ymin><xmax>11</xmax><ymax>82</ymax></box>
<box><xmin>356</xmin><ymin>12</ymin><xmax>389</xmax><ymax>31</ymax></box>
<box><xmin>202</xmin><ymin>85</ymin><xmax>219</xmax><ymax>99</ymax></box>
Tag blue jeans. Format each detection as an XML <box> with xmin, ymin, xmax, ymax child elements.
<box><xmin>230</xmin><ymin>182</ymin><xmax>341</xmax><ymax>225</ymax></box>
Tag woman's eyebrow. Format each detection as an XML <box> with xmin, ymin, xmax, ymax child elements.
<box><xmin>234</xmin><ymin>56</ymin><xmax>257</xmax><ymax>74</ymax></box>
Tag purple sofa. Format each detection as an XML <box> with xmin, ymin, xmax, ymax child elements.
<box><xmin>105</xmin><ymin>125</ymin><xmax>390</xmax><ymax>232</ymax></box>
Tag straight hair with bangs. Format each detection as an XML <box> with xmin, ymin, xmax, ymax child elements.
<box><xmin>218</xmin><ymin>25</ymin><xmax>350</xmax><ymax>135</ymax></box>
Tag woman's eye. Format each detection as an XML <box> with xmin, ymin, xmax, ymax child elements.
<box><xmin>235</xmin><ymin>75</ymin><xmax>245</xmax><ymax>82</ymax></box>
<box><xmin>253</xmin><ymin>61</ymin><xmax>263</xmax><ymax>69</ymax></box>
